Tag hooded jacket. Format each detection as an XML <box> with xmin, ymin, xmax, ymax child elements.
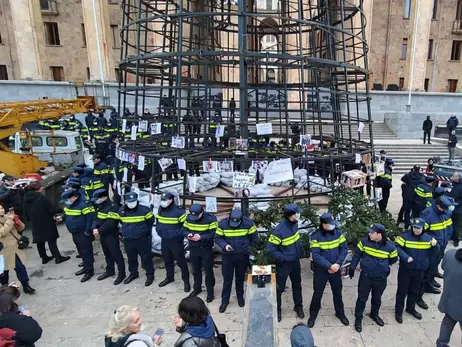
<box><xmin>104</xmin><ymin>333</ymin><xmax>156</xmax><ymax>347</ymax></box>
<box><xmin>174</xmin><ymin>316</ymin><xmax>220</xmax><ymax>347</ymax></box>
<box><xmin>401</xmin><ymin>171</ymin><xmax>424</xmax><ymax>200</ymax></box>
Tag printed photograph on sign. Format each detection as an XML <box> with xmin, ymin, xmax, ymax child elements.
<box><xmin>219</xmin><ymin>161</ymin><xmax>234</xmax><ymax>172</ymax></box>
<box><xmin>205</xmin><ymin>197</ymin><xmax>217</xmax><ymax>213</ymax></box>
<box><xmin>128</xmin><ymin>153</ymin><xmax>137</xmax><ymax>164</ymax></box>
<box><xmin>215</xmin><ymin>125</ymin><xmax>225</xmax><ymax>137</ymax></box>
<box><xmin>251</xmin><ymin>160</ymin><xmax>268</xmax><ymax>170</ymax></box>
<box><xmin>235</xmin><ymin>138</ymin><xmax>248</xmax><ymax>154</ymax></box>
<box><xmin>158</xmin><ymin>158</ymin><xmax>174</xmax><ymax>171</ymax></box>
<box><xmin>203</xmin><ymin>160</ymin><xmax>219</xmax><ymax>173</ymax></box>
<box><xmin>150</xmin><ymin>123</ymin><xmax>162</xmax><ymax>135</ymax></box>
<box><xmin>171</xmin><ymin>136</ymin><xmax>186</xmax><ymax>149</ymax></box>
<box><xmin>139</xmin><ymin>120</ymin><xmax>148</xmax><ymax>132</ymax></box>
<box><xmin>299</xmin><ymin>134</ymin><xmax>312</xmax><ymax>146</ymax></box>
<box><xmin>228</xmin><ymin>137</ymin><xmax>237</xmax><ymax>150</ymax></box>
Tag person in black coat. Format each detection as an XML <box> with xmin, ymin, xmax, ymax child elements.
<box><xmin>422</xmin><ymin>115</ymin><xmax>432</xmax><ymax>144</ymax></box>
<box><xmin>22</xmin><ymin>181</ymin><xmax>70</xmax><ymax>265</ymax></box>
<box><xmin>0</xmin><ymin>291</ymin><xmax>42</xmax><ymax>347</ymax></box>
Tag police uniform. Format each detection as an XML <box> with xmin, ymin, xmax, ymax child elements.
<box><xmin>117</xmin><ymin>192</ymin><xmax>155</xmax><ymax>286</ymax></box>
<box><xmin>394</xmin><ymin>218</ymin><xmax>439</xmax><ymax>323</ymax></box>
<box><xmin>418</xmin><ymin>197</ymin><xmax>452</xmax><ymax>297</ymax></box>
<box><xmin>350</xmin><ymin>224</ymin><xmax>398</xmax><ymax>332</ymax></box>
<box><xmin>62</xmin><ymin>178</ymin><xmax>90</xmax><ymax>201</ymax></box>
<box><xmin>181</xmin><ymin>204</ymin><xmax>217</xmax><ymax>302</ymax></box>
<box><xmin>412</xmin><ymin>176</ymin><xmax>434</xmax><ymax>218</ymax></box>
<box><xmin>85</xmin><ymin>111</ymin><xmax>96</xmax><ymax>128</ymax></box>
<box><xmin>308</xmin><ymin>213</ymin><xmax>349</xmax><ymax>327</ymax></box>
<box><xmin>156</xmin><ymin>193</ymin><xmax>190</xmax><ymax>292</ymax></box>
<box><xmin>94</xmin><ymin>129</ymin><xmax>111</xmax><ymax>158</ymax></box>
<box><xmin>91</xmin><ymin>189</ymin><xmax>126</xmax><ymax>285</ymax></box>
<box><xmin>61</xmin><ymin>190</ymin><xmax>96</xmax><ymax>282</ymax></box>
<box><xmin>377</xmin><ymin>158</ymin><xmax>394</xmax><ymax>212</ymax></box>
<box><xmin>82</xmin><ymin>167</ymin><xmax>104</xmax><ymax>199</ymax></box>
<box><xmin>92</xmin><ymin>155</ymin><xmax>110</xmax><ymax>190</ymax></box>
<box><xmin>68</xmin><ymin>115</ymin><xmax>84</xmax><ymax>131</ymax></box>
<box><xmin>266</xmin><ymin>204</ymin><xmax>304</xmax><ymax>322</ymax></box>
<box><xmin>399</xmin><ymin>167</ymin><xmax>425</xmax><ymax>227</ymax></box>
<box><xmin>216</xmin><ymin>209</ymin><xmax>258</xmax><ymax>313</ymax></box>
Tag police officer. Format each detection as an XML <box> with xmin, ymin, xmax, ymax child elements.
<box><xmin>308</xmin><ymin>212</ymin><xmax>349</xmax><ymax>327</ymax></box>
<box><xmin>412</xmin><ymin>176</ymin><xmax>435</xmax><ymax>217</ymax></box>
<box><xmin>96</xmin><ymin>111</ymin><xmax>107</xmax><ymax>128</ymax></box>
<box><xmin>94</xmin><ymin>127</ymin><xmax>111</xmax><ymax>159</ymax></box>
<box><xmin>118</xmin><ymin>192</ymin><xmax>155</xmax><ymax>286</ymax></box>
<box><xmin>216</xmin><ymin>209</ymin><xmax>258</xmax><ymax>313</ymax></box>
<box><xmin>418</xmin><ymin>196</ymin><xmax>452</xmax><ymax>299</ymax></box>
<box><xmin>106</xmin><ymin>116</ymin><xmax>119</xmax><ymax>139</ymax></box>
<box><xmin>266</xmin><ymin>204</ymin><xmax>304</xmax><ymax>322</ymax></box>
<box><xmin>377</xmin><ymin>158</ymin><xmax>394</xmax><ymax>212</ymax></box>
<box><xmin>92</xmin><ymin>154</ymin><xmax>109</xmax><ymax>190</ymax></box>
<box><xmin>181</xmin><ymin>204</ymin><xmax>217</xmax><ymax>302</ymax></box>
<box><xmin>394</xmin><ymin>218</ymin><xmax>439</xmax><ymax>323</ymax></box>
<box><xmin>349</xmin><ymin>223</ymin><xmax>398</xmax><ymax>332</ymax></box>
<box><xmin>399</xmin><ymin>165</ymin><xmax>424</xmax><ymax>227</ymax></box>
<box><xmin>59</xmin><ymin>190</ymin><xmax>95</xmax><ymax>282</ymax></box>
<box><xmin>68</xmin><ymin>114</ymin><xmax>84</xmax><ymax>131</ymax></box>
<box><xmin>155</xmin><ymin>193</ymin><xmax>190</xmax><ymax>292</ymax></box>
<box><xmin>88</xmin><ymin>119</ymin><xmax>99</xmax><ymax>139</ymax></box>
<box><xmin>85</xmin><ymin>110</ymin><xmax>96</xmax><ymax>128</ymax></box>
<box><xmin>63</xmin><ymin>178</ymin><xmax>89</xmax><ymax>201</ymax></box>
<box><xmin>81</xmin><ymin>167</ymin><xmax>104</xmax><ymax>199</ymax></box>
<box><xmin>91</xmin><ymin>189</ymin><xmax>126</xmax><ymax>285</ymax></box>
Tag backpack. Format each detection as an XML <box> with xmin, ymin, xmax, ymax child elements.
<box><xmin>0</xmin><ymin>328</ymin><xmax>16</xmax><ymax>347</ymax></box>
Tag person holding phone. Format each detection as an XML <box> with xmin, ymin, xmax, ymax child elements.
<box><xmin>181</xmin><ymin>204</ymin><xmax>217</xmax><ymax>303</ymax></box>
<box><xmin>105</xmin><ymin>305</ymin><xmax>162</xmax><ymax>347</ymax></box>
<box><xmin>215</xmin><ymin>209</ymin><xmax>258</xmax><ymax>313</ymax></box>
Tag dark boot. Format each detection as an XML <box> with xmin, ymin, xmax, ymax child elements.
<box><xmin>307</xmin><ymin>316</ymin><xmax>316</xmax><ymax>328</ymax></box>
<box><xmin>406</xmin><ymin>309</ymin><xmax>422</xmax><ymax>320</ymax></box>
<box><xmin>395</xmin><ymin>313</ymin><xmax>403</xmax><ymax>324</ymax></box>
<box><xmin>78</xmin><ymin>262</ymin><xmax>84</xmax><ymax>268</ymax></box>
<box><xmin>123</xmin><ymin>273</ymin><xmax>139</xmax><ymax>284</ymax></box>
<box><xmin>354</xmin><ymin>318</ymin><xmax>362</xmax><ymax>333</ymax></box>
<box><xmin>336</xmin><ymin>314</ymin><xmax>349</xmax><ymax>326</ymax></box>
<box><xmin>97</xmin><ymin>272</ymin><xmax>114</xmax><ymax>281</ymax></box>
<box><xmin>219</xmin><ymin>303</ymin><xmax>228</xmax><ymax>313</ymax></box>
<box><xmin>277</xmin><ymin>307</ymin><xmax>281</xmax><ymax>322</ymax></box>
<box><xmin>21</xmin><ymin>282</ymin><xmax>36</xmax><ymax>295</ymax></box>
<box><xmin>81</xmin><ymin>272</ymin><xmax>94</xmax><ymax>283</ymax></box>
<box><xmin>238</xmin><ymin>297</ymin><xmax>245</xmax><ymax>307</ymax></box>
<box><xmin>189</xmin><ymin>288</ymin><xmax>202</xmax><ymax>297</ymax></box>
<box><xmin>145</xmin><ymin>275</ymin><xmax>154</xmax><ymax>287</ymax></box>
<box><xmin>370</xmin><ymin>314</ymin><xmax>384</xmax><ymax>326</ymax></box>
<box><xmin>184</xmin><ymin>280</ymin><xmax>191</xmax><ymax>293</ymax></box>
<box><xmin>114</xmin><ymin>274</ymin><xmax>125</xmax><ymax>286</ymax></box>
<box><xmin>41</xmin><ymin>256</ymin><xmax>54</xmax><ymax>265</ymax></box>
<box><xmin>76</xmin><ymin>254</ymin><xmax>82</xmax><ymax>259</ymax></box>
<box><xmin>75</xmin><ymin>269</ymin><xmax>86</xmax><ymax>276</ymax></box>
<box><xmin>158</xmin><ymin>278</ymin><xmax>174</xmax><ymax>287</ymax></box>
<box><xmin>416</xmin><ymin>299</ymin><xmax>428</xmax><ymax>310</ymax></box>
<box><xmin>55</xmin><ymin>256</ymin><xmax>71</xmax><ymax>264</ymax></box>
<box><xmin>206</xmin><ymin>293</ymin><xmax>214</xmax><ymax>303</ymax></box>
<box><xmin>294</xmin><ymin>306</ymin><xmax>305</xmax><ymax>319</ymax></box>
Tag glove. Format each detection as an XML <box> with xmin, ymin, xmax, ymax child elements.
<box><xmin>349</xmin><ymin>269</ymin><xmax>355</xmax><ymax>279</ymax></box>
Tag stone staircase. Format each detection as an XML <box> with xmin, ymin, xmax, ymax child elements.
<box><xmin>374</xmin><ymin>141</ymin><xmax>451</xmax><ymax>175</ymax></box>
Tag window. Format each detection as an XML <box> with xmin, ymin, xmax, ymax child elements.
<box><xmin>81</xmin><ymin>24</ymin><xmax>87</xmax><ymax>47</ymax></box>
<box><xmin>20</xmin><ymin>137</ymin><xmax>43</xmax><ymax>149</ymax></box>
<box><xmin>266</xmin><ymin>0</ymin><xmax>272</xmax><ymax>10</ymax></box>
<box><xmin>448</xmin><ymin>79</ymin><xmax>458</xmax><ymax>92</ymax></box>
<box><xmin>404</xmin><ymin>0</ymin><xmax>411</xmax><ymax>18</ymax></box>
<box><xmin>428</xmin><ymin>39</ymin><xmax>434</xmax><ymax>60</ymax></box>
<box><xmin>111</xmin><ymin>25</ymin><xmax>119</xmax><ymax>48</ymax></box>
<box><xmin>0</xmin><ymin>65</ymin><xmax>8</xmax><ymax>80</ymax></box>
<box><xmin>451</xmin><ymin>41</ymin><xmax>462</xmax><ymax>61</ymax></box>
<box><xmin>86</xmin><ymin>67</ymin><xmax>90</xmax><ymax>81</ymax></box>
<box><xmin>46</xmin><ymin>137</ymin><xmax>68</xmax><ymax>147</ymax></box>
<box><xmin>40</xmin><ymin>0</ymin><xmax>50</xmax><ymax>10</ymax></box>
<box><xmin>432</xmin><ymin>0</ymin><xmax>438</xmax><ymax>19</ymax></box>
<box><xmin>399</xmin><ymin>78</ymin><xmax>405</xmax><ymax>90</ymax></box>
<box><xmin>108</xmin><ymin>0</ymin><xmax>118</xmax><ymax>3</ymax></box>
<box><xmin>75</xmin><ymin>137</ymin><xmax>82</xmax><ymax>150</ymax></box>
<box><xmin>401</xmin><ymin>39</ymin><xmax>408</xmax><ymax>59</ymax></box>
<box><xmin>457</xmin><ymin>0</ymin><xmax>462</xmax><ymax>20</ymax></box>
<box><xmin>424</xmin><ymin>78</ymin><xmax>429</xmax><ymax>92</ymax></box>
<box><xmin>50</xmin><ymin>66</ymin><xmax>64</xmax><ymax>81</ymax></box>
<box><xmin>115</xmin><ymin>68</ymin><xmax>120</xmax><ymax>82</ymax></box>
<box><xmin>44</xmin><ymin>22</ymin><xmax>60</xmax><ymax>45</ymax></box>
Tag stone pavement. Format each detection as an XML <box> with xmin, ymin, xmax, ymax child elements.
<box><xmin>14</xmin><ymin>178</ymin><xmax>461</xmax><ymax>347</ymax></box>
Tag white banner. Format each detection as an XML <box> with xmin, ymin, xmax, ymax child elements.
<box><xmin>256</xmin><ymin>123</ymin><xmax>273</xmax><ymax>135</ymax></box>
<box><xmin>264</xmin><ymin>158</ymin><xmax>294</xmax><ymax>184</ymax></box>
<box><xmin>358</xmin><ymin>122</ymin><xmax>365</xmax><ymax>133</ymax></box>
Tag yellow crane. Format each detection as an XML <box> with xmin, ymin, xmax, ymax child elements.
<box><xmin>0</xmin><ymin>96</ymin><xmax>95</xmax><ymax>177</ymax></box>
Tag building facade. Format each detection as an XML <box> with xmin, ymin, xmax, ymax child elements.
<box><xmin>0</xmin><ymin>0</ymin><xmax>461</xmax><ymax>93</ymax></box>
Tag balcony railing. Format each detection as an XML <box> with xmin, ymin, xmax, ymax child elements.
<box><xmin>452</xmin><ymin>20</ymin><xmax>462</xmax><ymax>34</ymax></box>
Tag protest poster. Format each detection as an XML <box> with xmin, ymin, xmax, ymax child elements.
<box><xmin>150</xmin><ymin>123</ymin><xmax>162</xmax><ymax>135</ymax></box>
<box><xmin>264</xmin><ymin>158</ymin><xmax>294</xmax><ymax>184</ymax></box>
<box><xmin>219</xmin><ymin>161</ymin><xmax>234</xmax><ymax>172</ymax></box>
<box><xmin>138</xmin><ymin>155</ymin><xmax>145</xmax><ymax>170</ymax></box>
<box><xmin>232</xmin><ymin>172</ymin><xmax>256</xmax><ymax>189</ymax></box>
<box><xmin>256</xmin><ymin>123</ymin><xmax>273</xmax><ymax>135</ymax></box>
<box><xmin>358</xmin><ymin>122</ymin><xmax>365</xmax><ymax>133</ymax></box>
<box><xmin>299</xmin><ymin>134</ymin><xmax>312</xmax><ymax>146</ymax></box>
<box><xmin>203</xmin><ymin>160</ymin><xmax>219</xmax><ymax>173</ymax></box>
<box><xmin>158</xmin><ymin>158</ymin><xmax>173</xmax><ymax>171</ymax></box>
<box><xmin>171</xmin><ymin>136</ymin><xmax>185</xmax><ymax>149</ymax></box>
<box><xmin>205</xmin><ymin>197</ymin><xmax>217</xmax><ymax>213</ymax></box>
<box><xmin>251</xmin><ymin>160</ymin><xmax>268</xmax><ymax>171</ymax></box>
<box><xmin>235</xmin><ymin>138</ymin><xmax>248</xmax><ymax>155</ymax></box>
<box><xmin>177</xmin><ymin>158</ymin><xmax>186</xmax><ymax>171</ymax></box>
<box><xmin>130</xmin><ymin>125</ymin><xmax>138</xmax><ymax>140</ymax></box>
<box><xmin>215</xmin><ymin>125</ymin><xmax>225</xmax><ymax>137</ymax></box>
<box><xmin>139</xmin><ymin>121</ymin><xmax>148</xmax><ymax>132</ymax></box>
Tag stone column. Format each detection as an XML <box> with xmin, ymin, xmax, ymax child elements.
<box><xmin>8</xmin><ymin>0</ymin><xmax>48</xmax><ymax>80</ymax></box>
<box><xmin>405</xmin><ymin>0</ymin><xmax>432</xmax><ymax>91</ymax></box>
<box><xmin>81</xmin><ymin>0</ymin><xmax>116</xmax><ymax>82</ymax></box>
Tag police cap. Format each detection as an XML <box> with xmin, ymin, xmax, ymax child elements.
<box><xmin>229</xmin><ymin>209</ymin><xmax>243</xmax><ymax>227</ymax></box>
<box><xmin>411</xmin><ymin>218</ymin><xmax>425</xmax><ymax>229</ymax></box>
<box><xmin>188</xmin><ymin>204</ymin><xmax>203</xmax><ymax>221</ymax></box>
<box><xmin>161</xmin><ymin>192</ymin><xmax>174</xmax><ymax>201</ymax></box>
<box><xmin>368</xmin><ymin>223</ymin><xmax>386</xmax><ymax>234</ymax></box>
<box><xmin>93</xmin><ymin>189</ymin><xmax>108</xmax><ymax>199</ymax></box>
<box><xmin>283</xmin><ymin>203</ymin><xmax>302</xmax><ymax>215</ymax></box>
<box><xmin>124</xmin><ymin>192</ymin><xmax>138</xmax><ymax>203</ymax></box>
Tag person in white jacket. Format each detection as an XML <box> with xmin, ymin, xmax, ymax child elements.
<box><xmin>104</xmin><ymin>305</ymin><xmax>162</xmax><ymax>347</ymax></box>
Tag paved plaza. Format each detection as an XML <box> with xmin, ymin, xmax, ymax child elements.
<box><xmin>17</xmin><ymin>177</ymin><xmax>461</xmax><ymax>347</ymax></box>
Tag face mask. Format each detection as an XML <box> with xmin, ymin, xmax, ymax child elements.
<box><xmin>293</xmin><ymin>213</ymin><xmax>301</xmax><ymax>221</ymax></box>
<box><xmin>65</xmin><ymin>200</ymin><xmax>73</xmax><ymax>207</ymax></box>
<box><xmin>325</xmin><ymin>224</ymin><xmax>335</xmax><ymax>231</ymax></box>
<box><xmin>94</xmin><ymin>198</ymin><xmax>103</xmax><ymax>205</ymax></box>
<box><xmin>126</xmin><ymin>201</ymin><xmax>137</xmax><ymax>209</ymax></box>
<box><xmin>445</xmin><ymin>188</ymin><xmax>452</xmax><ymax>193</ymax></box>
<box><xmin>160</xmin><ymin>200</ymin><xmax>169</xmax><ymax>208</ymax></box>
<box><xmin>449</xmin><ymin>205</ymin><xmax>455</xmax><ymax>212</ymax></box>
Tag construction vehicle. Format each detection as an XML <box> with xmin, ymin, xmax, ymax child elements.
<box><xmin>0</xmin><ymin>96</ymin><xmax>96</xmax><ymax>204</ymax></box>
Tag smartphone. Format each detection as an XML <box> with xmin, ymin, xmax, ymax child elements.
<box><xmin>153</xmin><ymin>328</ymin><xmax>164</xmax><ymax>338</ymax></box>
<box><xmin>18</xmin><ymin>306</ymin><xmax>28</xmax><ymax>312</ymax></box>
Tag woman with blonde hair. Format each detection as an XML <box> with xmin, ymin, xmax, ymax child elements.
<box><xmin>0</xmin><ymin>205</ymin><xmax>35</xmax><ymax>294</ymax></box>
<box><xmin>105</xmin><ymin>305</ymin><xmax>162</xmax><ymax>347</ymax></box>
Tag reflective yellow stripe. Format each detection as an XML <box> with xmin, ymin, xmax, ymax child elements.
<box><xmin>268</xmin><ymin>234</ymin><xmax>282</xmax><ymax>245</ymax></box>
<box><xmin>249</xmin><ymin>225</ymin><xmax>257</xmax><ymax>234</ymax></box>
<box><xmin>358</xmin><ymin>241</ymin><xmax>396</xmax><ymax>259</ymax></box>
<box><xmin>94</xmin><ymin>169</ymin><xmax>109</xmax><ymax>175</ymax></box>
<box><xmin>444</xmin><ymin>219</ymin><xmax>453</xmax><ymax>227</ymax></box>
<box><xmin>281</xmin><ymin>232</ymin><xmax>300</xmax><ymax>246</ymax></box>
<box><xmin>156</xmin><ymin>215</ymin><xmax>182</xmax><ymax>225</ymax></box>
<box><xmin>64</xmin><ymin>208</ymin><xmax>81</xmax><ymax>216</ymax></box>
<box><xmin>82</xmin><ymin>206</ymin><xmax>95</xmax><ymax>215</ymax></box>
<box><xmin>310</xmin><ymin>234</ymin><xmax>346</xmax><ymax>249</ymax></box>
<box><xmin>97</xmin><ymin>212</ymin><xmax>109</xmax><ymax>219</ymax></box>
<box><xmin>428</xmin><ymin>222</ymin><xmax>445</xmax><ymax>231</ymax></box>
<box><xmin>395</xmin><ymin>236</ymin><xmax>406</xmax><ymax>247</ymax></box>
<box><xmin>93</xmin><ymin>182</ymin><xmax>104</xmax><ymax>189</ymax></box>
<box><xmin>183</xmin><ymin>221</ymin><xmax>217</xmax><ymax>232</ymax></box>
<box><xmin>120</xmin><ymin>216</ymin><xmax>145</xmax><ymax>223</ymax></box>
<box><xmin>415</xmin><ymin>187</ymin><xmax>432</xmax><ymax>198</ymax></box>
<box><xmin>402</xmin><ymin>240</ymin><xmax>432</xmax><ymax>249</ymax></box>
<box><xmin>179</xmin><ymin>213</ymin><xmax>187</xmax><ymax>223</ymax></box>
<box><xmin>216</xmin><ymin>228</ymin><xmax>254</xmax><ymax>237</ymax></box>
<box><xmin>97</xmin><ymin>211</ymin><xmax>118</xmax><ymax>219</ymax></box>
<box><xmin>390</xmin><ymin>249</ymin><xmax>398</xmax><ymax>258</ymax></box>
<box><xmin>379</xmin><ymin>174</ymin><xmax>392</xmax><ymax>179</ymax></box>
<box><xmin>145</xmin><ymin>212</ymin><xmax>154</xmax><ymax>219</ymax></box>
